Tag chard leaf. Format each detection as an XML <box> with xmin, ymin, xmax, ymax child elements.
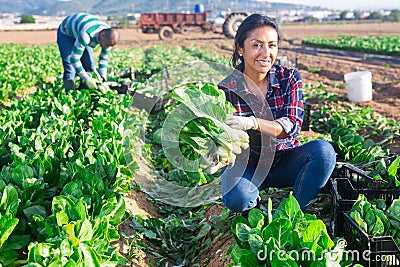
<box><xmin>387</xmin><ymin>199</ymin><xmax>400</xmax><ymax>228</ymax></box>
<box><xmin>302</xmin><ymin>220</ymin><xmax>334</xmax><ymax>253</ymax></box>
<box><xmin>247</xmin><ymin>229</ymin><xmax>264</xmax><ymax>258</ymax></box>
<box><xmin>99</xmin><ymin>194</ymin><xmax>126</xmax><ymax>225</ymax></box>
<box><xmin>48</xmin><ymin>261</ymin><xmax>65</xmax><ymax>267</ymax></box>
<box><xmin>75</xmin><ymin>201</ymin><xmax>87</xmax><ymax>221</ymax></box>
<box><xmin>23</xmin><ymin>205</ymin><xmax>47</xmax><ymax>221</ymax></box>
<box><xmin>3</xmin><ymin>234</ymin><xmax>30</xmax><ymax>250</ymax></box>
<box><xmin>0</xmin><ymin>248</ymin><xmax>18</xmax><ymax>266</ymax></box>
<box><xmin>231</xmin><ymin>216</ymin><xmax>250</xmax><ymax>249</ymax></box>
<box><xmin>239</xmin><ymin>252</ymin><xmax>261</xmax><ymax>267</ymax></box>
<box><xmin>370</xmin><ymin>212</ymin><xmax>385</xmax><ymax>236</ymax></box>
<box><xmin>194</xmin><ymin>223</ymin><xmax>211</xmax><ymax>241</ymax></box>
<box><xmin>374</xmin><ymin>209</ymin><xmax>390</xmax><ymax>234</ymax></box>
<box><xmin>388</xmin><ymin>157</ymin><xmax>400</xmax><ymax>179</ymax></box>
<box><xmin>263</xmin><ymin>218</ymin><xmax>292</xmax><ymax>249</ymax></box>
<box><xmin>248</xmin><ymin>208</ymin><xmax>265</xmax><ymax>230</ymax></box>
<box><xmin>293</xmin><ymin>215</ymin><xmax>310</xmax><ymax>240</ymax></box>
<box><xmin>350</xmin><ymin>211</ymin><xmax>368</xmax><ymax>233</ymax></box>
<box><xmin>0</xmin><ymin>214</ymin><xmax>18</xmax><ymax>248</ymax></box>
<box><xmin>364</xmin><ymin>209</ymin><xmax>376</xmax><ymax>226</ymax></box>
<box><xmin>0</xmin><ymin>185</ymin><xmax>19</xmax><ymax>215</ymax></box>
<box><xmin>65</xmin><ymin>224</ymin><xmax>79</xmax><ymax>247</ymax></box>
<box><xmin>60</xmin><ymin>239</ymin><xmax>74</xmax><ymax>258</ymax></box>
<box><xmin>55</xmin><ymin>211</ymin><xmax>69</xmax><ymax>226</ymax></box>
<box><xmin>79</xmin><ymin>242</ymin><xmax>101</xmax><ymax>267</ymax></box>
<box><xmin>274</xmin><ymin>193</ymin><xmax>303</xmax><ymax>225</ymax></box>
<box><xmin>52</xmin><ymin>195</ymin><xmax>80</xmax><ymax>222</ymax></box>
<box><xmin>78</xmin><ymin>219</ymin><xmax>93</xmax><ymax>242</ymax></box>
<box><xmin>236</xmin><ymin>222</ymin><xmax>252</xmax><ymax>244</ymax></box>
<box><xmin>230</xmin><ymin>244</ymin><xmax>250</xmax><ymax>264</ymax></box>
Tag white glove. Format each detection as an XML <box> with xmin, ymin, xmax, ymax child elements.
<box><xmin>85</xmin><ymin>78</ymin><xmax>100</xmax><ymax>90</ymax></box>
<box><xmin>225</xmin><ymin>115</ymin><xmax>258</xmax><ymax>130</ymax></box>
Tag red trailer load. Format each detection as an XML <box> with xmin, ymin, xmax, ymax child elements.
<box><xmin>136</xmin><ymin>10</ymin><xmax>214</xmax><ymax>40</ymax></box>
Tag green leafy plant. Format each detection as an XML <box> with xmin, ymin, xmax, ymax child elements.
<box><xmin>349</xmin><ymin>194</ymin><xmax>400</xmax><ymax>248</ymax></box>
<box><xmin>365</xmin><ymin>156</ymin><xmax>400</xmax><ymax>187</ymax></box>
<box><xmin>229</xmin><ymin>193</ymin><xmax>351</xmax><ymax>266</ymax></box>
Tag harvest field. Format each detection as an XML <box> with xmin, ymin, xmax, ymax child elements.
<box><xmin>0</xmin><ymin>21</ymin><xmax>400</xmax><ymax>267</ymax></box>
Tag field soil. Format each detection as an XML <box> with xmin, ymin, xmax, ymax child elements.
<box><xmin>2</xmin><ymin>21</ymin><xmax>400</xmax><ymax>266</ymax></box>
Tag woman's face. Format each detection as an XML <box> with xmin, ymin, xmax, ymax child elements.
<box><xmin>238</xmin><ymin>26</ymin><xmax>278</xmax><ymax>80</ymax></box>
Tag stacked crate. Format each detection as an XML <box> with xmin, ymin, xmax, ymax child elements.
<box><xmin>330</xmin><ymin>155</ymin><xmax>400</xmax><ymax>267</ymax></box>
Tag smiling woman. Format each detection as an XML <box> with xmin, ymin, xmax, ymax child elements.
<box><xmin>218</xmin><ymin>13</ymin><xmax>336</xmax><ymax>215</ymax></box>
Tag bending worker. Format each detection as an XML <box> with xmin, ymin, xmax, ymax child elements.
<box><xmin>57</xmin><ymin>13</ymin><xmax>119</xmax><ymax>93</ymax></box>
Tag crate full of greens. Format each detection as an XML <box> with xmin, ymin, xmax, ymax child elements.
<box><xmin>330</xmin><ymin>177</ymin><xmax>400</xmax><ymax>238</ymax></box>
<box><xmin>357</xmin><ymin>155</ymin><xmax>400</xmax><ymax>188</ymax></box>
<box><xmin>336</xmin><ymin>155</ymin><xmax>399</xmax><ymax>190</ymax></box>
<box><xmin>343</xmin><ymin>194</ymin><xmax>400</xmax><ymax>267</ymax></box>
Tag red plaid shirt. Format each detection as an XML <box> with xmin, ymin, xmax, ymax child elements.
<box><xmin>218</xmin><ymin>65</ymin><xmax>304</xmax><ymax>166</ymax></box>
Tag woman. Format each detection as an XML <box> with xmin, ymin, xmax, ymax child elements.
<box><xmin>218</xmin><ymin>14</ymin><xmax>336</xmax><ymax>214</ymax></box>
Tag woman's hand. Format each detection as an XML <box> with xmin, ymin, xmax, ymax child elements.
<box><xmin>225</xmin><ymin>115</ymin><xmax>258</xmax><ymax>130</ymax></box>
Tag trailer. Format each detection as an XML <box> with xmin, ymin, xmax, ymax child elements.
<box><xmin>136</xmin><ymin>11</ymin><xmax>215</xmax><ymax>40</ymax></box>
<box><xmin>136</xmin><ymin>10</ymin><xmax>253</xmax><ymax>40</ymax></box>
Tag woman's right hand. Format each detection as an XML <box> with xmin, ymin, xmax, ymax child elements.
<box><xmin>225</xmin><ymin>115</ymin><xmax>258</xmax><ymax>130</ymax></box>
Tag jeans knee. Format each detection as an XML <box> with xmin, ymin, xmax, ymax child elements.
<box><xmin>222</xmin><ymin>183</ymin><xmax>258</xmax><ymax>212</ymax></box>
<box><xmin>310</xmin><ymin>139</ymin><xmax>336</xmax><ymax>166</ymax></box>
<box><xmin>223</xmin><ymin>196</ymin><xmax>241</xmax><ymax>212</ymax></box>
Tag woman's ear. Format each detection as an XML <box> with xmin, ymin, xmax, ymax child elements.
<box><xmin>238</xmin><ymin>46</ymin><xmax>244</xmax><ymax>56</ymax></box>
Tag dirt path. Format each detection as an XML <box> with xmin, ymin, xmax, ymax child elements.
<box><xmin>2</xmin><ymin>21</ymin><xmax>400</xmax><ymax>44</ymax></box>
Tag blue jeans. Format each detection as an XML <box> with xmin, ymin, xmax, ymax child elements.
<box><xmin>57</xmin><ymin>27</ymin><xmax>95</xmax><ymax>81</ymax></box>
<box><xmin>222</xmin><ymin>139</ymin><xmax>336</xmax><ymax>212</ymax></box>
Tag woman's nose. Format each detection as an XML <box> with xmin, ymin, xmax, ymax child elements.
<box><xmin>260</xmin><ymin>45</ymin><xmax>269</xmax><ymax>55</ymax></box>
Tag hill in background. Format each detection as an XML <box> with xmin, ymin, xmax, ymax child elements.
<box><xmin>0</xmin><ymin>0</ymin><xmax>313</xmax><ymax>16</ymax></box>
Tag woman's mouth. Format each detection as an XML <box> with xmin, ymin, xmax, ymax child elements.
<box><xmin>256</xmin><ymin>59</ymin><xmax>270</xmax><ymax>67</ymax></box>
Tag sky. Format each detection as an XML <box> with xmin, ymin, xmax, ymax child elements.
<box><xmin>268</xmin><ymin>0</ymin><xmax>400</xmax><ymax>10</ymax></box>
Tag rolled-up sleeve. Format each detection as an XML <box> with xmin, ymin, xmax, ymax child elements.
<box><xmin>275</xmin><ymin>69</ymin><xmax>304</xmax><ymax>138</ymax></box>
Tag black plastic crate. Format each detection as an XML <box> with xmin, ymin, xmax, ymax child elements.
<box><xmin>330</xmin><ymin>178</ymin><xmax>400</xmax><ymax>237</ymax></box>
<box><xmin>356</xmin><ymin>155</ymin><xmax>399</xmax><ymax>189</ymax></box>
<box><xmin>343</xmin><ymin>212</ymin><xmax>400</xmax><ymax>267</ymax></box>
<box><xmin>336</xmin><ymin>162</ymin><xmax>396</xmax><ymax>190</ymax></box>
<box><xmin>114</xmin><ymin>68</ymin><xmax>134</xmax><ymax>79</ymax></box>
<box><xmin>109</xmin><ymin>81</ymin><xmax>132</xmax><ymax>94</ymax></box>
<box><xmin>131</xmin><ymin>73</ymin><xmax>169</xmax><ymax>114</ymax></box>
<box><xmin>132</xmin><ymin>92</ymin><xmax>168</xmax><ymax>114</ymax></box>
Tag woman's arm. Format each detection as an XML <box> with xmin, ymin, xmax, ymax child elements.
<box><xmin>255</xmin><ymin>118</ymin><xmax>288</xmax><ymax>139</ymax></box>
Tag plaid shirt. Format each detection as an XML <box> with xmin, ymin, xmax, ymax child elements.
<box><xmin>218</xmin><ymin>65</ymin><xmax>304</xmax><ymax>166</ymax></box>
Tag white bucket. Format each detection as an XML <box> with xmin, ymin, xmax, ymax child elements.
<box><xmin>344</xmin><ymin>71</ymin><xmax>373</xmax><ymax>102</ymax></box>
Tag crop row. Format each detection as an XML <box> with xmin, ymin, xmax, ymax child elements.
<box><xmin>302</xmin><ymin>35</ymin><xmax>400</xmax><ymax>56</ymax></box>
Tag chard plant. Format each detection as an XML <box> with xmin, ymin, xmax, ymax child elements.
<box><xmin>149</xmin><ymin>82</ymin><xmax>249</xmax><ymax>187</ymax></box>
<box><xmin>229</xmin><ymin>194</ymin><xmax>352</xmax><ymax>266</ymax></box>
<box><xmin>349</xmin><ymin>194</ymin><xmax>400</xmax><ymax>248</ymax></box>
<box><xmin>363</xmin><ymin>156</ymin><xmax>400</xmax><ymax>187</ymax></box>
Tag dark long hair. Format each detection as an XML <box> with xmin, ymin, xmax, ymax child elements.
<box><xmin>231</xmin><ymin>14</ymin><xmax>281</xmax><ymax>72</ymax></box>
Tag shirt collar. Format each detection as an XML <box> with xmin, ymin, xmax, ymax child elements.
<box><xmin>219</xmin><ymin>65</ymin><xmax>279</xmax><ymax>95</ymax></box>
